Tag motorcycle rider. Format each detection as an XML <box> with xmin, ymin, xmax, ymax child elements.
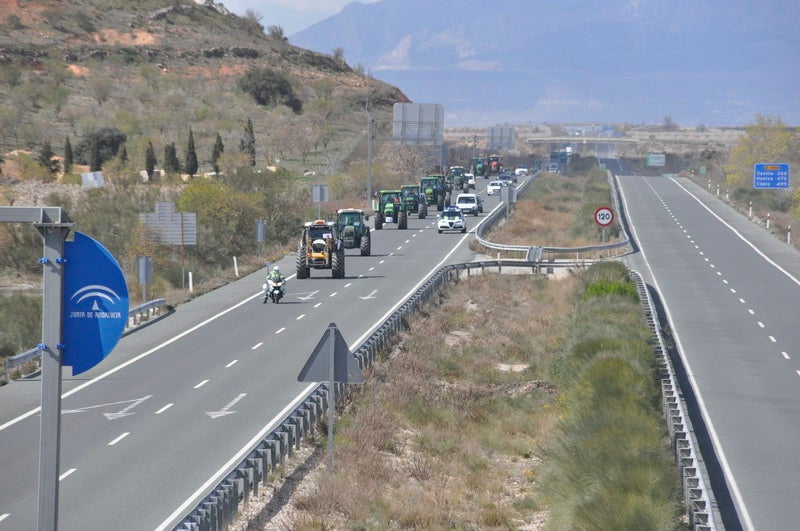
<box><xmin>264</xmin><ymin>265</ymin><xmax>286</xmax><ymax>303</ymax></box>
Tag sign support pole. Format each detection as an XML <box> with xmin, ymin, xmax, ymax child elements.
<box><xmin>327</xmin><ymin>325</ymin><xmax>335</xmax><ymax>470</ymax></box>
<box><xmin>36</xmin><ymin>220</ymin><xmax>71</xmax><ymax>531</ymax></box>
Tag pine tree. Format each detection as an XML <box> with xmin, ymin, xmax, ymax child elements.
<box><xmin>163</xmin><ymin>143</ymin><xmax>180</xmax><ymax>174</ymax></box>
<box><xmin>89</xmin><ymin>135</ymin><xmax>101</xmax><ymax>171</ymax></box>
<box><xmin>185</xmin><ymin>129</ymin><xmax>198</xmax><ymax>177</ymax></box>
<box><xmin>145</xmin><ymin>140</ymin><xmax>156</xmax><ymax>179</ymax></box>
<box><xmin>63</xmin><ymin>135</ymin><xmax>73</xmax><ymax>174</ymax></box>
<box><xmin>211</xmin><ymin>133</ymin><xmax>224</xmax><ymax>175</ymax></box>
<box><xmin>242</xmin><ymin>118</ymin><xmax>256</xmax><ymax>166</ymax></box>
<box><xmin>118</xmin><ymin>142</ymin><xmax>128</xmax><ymax>163</ymax></box>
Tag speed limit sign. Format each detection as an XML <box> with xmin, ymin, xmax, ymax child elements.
<box><xmin>594</xmin><ymin>206</ymin><xmax>614</xmax><ymax>227</ymax></box>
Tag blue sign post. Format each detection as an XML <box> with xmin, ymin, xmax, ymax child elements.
<box><xmin>754</xmin><ymin>163</ymin><xmax>790</xmax><ymax>189</ymax></box>
<box><xmin>63</xmin><ymin>232</ymin><xmax>129</xmax><ymax>374</ymax></box>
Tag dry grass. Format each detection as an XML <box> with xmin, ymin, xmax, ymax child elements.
<box><xmin>261</xmin><ymin>273</ymin><xmax>577</xmax><ymax>529</ymax></box>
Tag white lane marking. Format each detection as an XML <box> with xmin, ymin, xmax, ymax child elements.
<box><xmin>275</xmin><ymin>327</ymin><xmax>286</xmax><ymax>334</ymax></box>
<box><xmin>620</xmin><ymin>176</ymin><xmax>755</xmax><ymax>531</ymax></box>
<box><xmin>722</xmin><ymin>279</ymin><xmax>729</xmax><ymax>284</ymax></box>
<box><xmin>769</xmin><ymin>336</ymin><xmax>777</xmax><ymax>343</ymax></box>
<box><xmin>379</xmin><ymin>260</ymin><xmax>385</xmax><ymax>264</ymax></box>
<box><xmin>739</xmin><ymin>298</ymin><xmax>746</xmax><ymax>303</ymax></box>
<box><xmin>155</xmin><ymin>404</ymin><xmax>173</xmax><ymax>415</ymax></box>
<box><xmin>314</xmin><ymin>303</ymin><xmax>322</xmax><ymax>308</ymax></box>
<box><xmin>296</xmin><ymin>314</ymin><xmax>305</xmax><ymax>320</ymax></box>
<box><xmin>704</xmin><ymin>258</ymin><xmax>710</xmax><ymax>262</ymax></box>
<box><xmin>225</xmin><ymin>360</ymin><xmax>238</xmax><ymax>368</ymax></box>
<box><xmin>418</xmin><ymin>229</ymin><xmax>424</xmax><ymax>233</ymax></box>
<box><xmin>251</xmin><ymin>342</ymin><xmax>263</xmax><ymax>350</ymax></box>
<box><xmin>749</xmin><ymin>309</ymin><xmax>755</xmax><ymax>315</ymax></box>
<box><xmin>710</xmin><ymin>264</ymin><xmax>716</xmax><ymax>269</ymax></box>
<box><xmin>206</xmin><ymin>393</ymin><xmax>247</xmax><ymax>419</ymax></box>
<box><xmin>0</xmin><ymin>269</ymin><xmax>298</xmax><ymax>433</ymax></box>
<box><xmin>108</xmin><ymin>432</ymin><xmax>130</xmax><ymax>446</ymax></box>
<box><xmin>695</xmin><ymin>245</ymin><xmax>700</xmax><ymax>249</ymax></box>
<box><xmin>344</xmin><ymin>283</ymin><xmax>352</xmax><ymax>288</ymax></box>
<box><xmin>0</xmin><ymin>514</ymin><xmax>9</xmax><ymax>522</ymax></box>
<box><xmin>59</xmin><ymin>468</ymin><xmax>77</xmax><ymax>481</ymax></box>
<box><xmin>405</xmin><ymin>239</ymin><xmax>410</xmax><ymax>244</ymax></box>
<box><xmin>369</xmin><ymin>267</ymin><xmax>375</xmax><ymax>271</ymax></box>
<box><xmin>672</xmin><ymin>177</ymin><xmax>800</xmax><ymax>290</ymax></box>
<box><xmin>716</xmin><ymin>271</ymin><xmax>722</xmax><ymax>276</ymax></box>
<box><xmin>194</xmin><ymin>380</ymin><xmax>209</xmax><ymax>389</ymax></box>
<box><xmin>156</xmin><ymin>196</ymin><xmax>505</xmax><ymax>531</ymax></box>
<box><xmin>412</xmin><ymin>233</ymin><xmax>417</xmax><ymax>237</ymax></box>
<box><xmin>329</xmin><ymin>292</ymin><xmax>338</xmax><ymax>297</ymax></box>
<box><xmin>699</xmin><ymin>251</ymin><xmax>704</xmax><ymax>255</ymax></box>
<box><xmin>358</xmin><ymin>274</ymin><xmax>363</xmax><ymax>278</ymax></box>
<box><xmin>730</xmin><ymin>288</ymin><xmax>737</xmax><ymax>294</ymax></box>
<box><xmin>782</xmin><ymin>352</ymin><xmax>790</xmax><ymax>360</ymax></box>
<box><xmin>397</xmin><ymin>246</ymin><xmax>403</xmax><ymax>250</ymax></box>
<box><xmin>757</xmin><ymin>321</ymin><xmax>765</xmax><ymax>328</ymax></box>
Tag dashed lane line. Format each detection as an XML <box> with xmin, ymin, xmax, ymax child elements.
<box><xmin>225</xmin><ymin>360</ymin><xmax>238</xmax><ymax>368</ymax></box>
<box><xmin>251</xmin><ymin>342</ymin><xmax>263</xmax><ymax>350</ymax></box>
<box><xmin>59</xmin><ymin>468</ymin><xmax>77</xmax><ymax>482</ymax></box>
<box><xmin>108</xmin><ymin>432</ymin><xmax>130</xmax><ymax>446</ymax></box>
<box><xmin>155</xmin><ymin>404</ymin><xmax>173</xmax><ymax>415</ymax></box>
<box><xmin>194</xmin><ymin>380</ymin><xmax>209</xmax><ymax>389</ymax></box>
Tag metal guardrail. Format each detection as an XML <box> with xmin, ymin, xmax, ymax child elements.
<box><xmin>171</xmin><ymin>259</ymin><xmax>543</xmax><ymax>531</ymax></box>
<box><xmin>476</xmin><ymin>171</ymin><xmax>634</xmax><ymax>263</ymax></box>
<box><xmin>4</xmin><ymin>298</ymin><xmax>168</xmax><ymax>374</ymax></box>
<box><xmin>630</xmin><ymin>270</ymin><xmax>715</xmax><ymax>530</ymax></box>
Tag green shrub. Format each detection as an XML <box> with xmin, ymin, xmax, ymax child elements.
<box><xmin>585</xmin><ymin>278</ymin><xmax>639</xmax><ymax>301</ymax></box>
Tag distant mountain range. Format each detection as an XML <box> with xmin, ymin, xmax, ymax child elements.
<box><xmin>291</xmin><ymin>0</ymin><xmax>800</xmax><ymax>126</ymax></box>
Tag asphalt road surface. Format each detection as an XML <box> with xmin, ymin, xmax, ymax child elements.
<box><xmin>620</xmin><ymin>175</ymin><xmax>800</xmax><ymax>531</ymax></box>
<box><xmin>0</xmin><ymin>181</ymin><xmax>511</xmax><ymax>530</ymax></box>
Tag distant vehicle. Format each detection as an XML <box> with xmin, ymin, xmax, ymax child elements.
<box><xmin>465</xmin><ymin>172</ymin><xmax>476</xmax><ymax>189</ymax></box>
<box><xmin>498</xmin><ymin>170</ymin><xmax>517</xmax><ymax>183</ymax></box>
<box><xmin>455</xmin><ymin>193</ymin><xmax>481</xmax><ymax>216</ymax></box>
<box><xmin>487</xmin><ymin>154</ymin><xmax>502</xmax><ymax>176</ymax></box>
<box><xmin>437</xmin><ymin>206</ymin><xmax>467</xmax><ymax>233</ymax></box>
<box><xmin>514</xmin><ymin>165</ymin><xmax>528</xmax><ymax>176</ymax></box>
<box><xmin>548</xmin><ymin>163</ymin><xmax>558</xmax><ymax>173</ymax></box>
<box><xmin>487</xmin><ymin>180</ymin><xmax>503</xmax><ymax>195</ymax></box>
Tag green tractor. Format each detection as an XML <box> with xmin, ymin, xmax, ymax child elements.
<box><xmin>401</xmin><ymin>184</ymin><xmax>427</xmax><ymax>219</ymax></box>
<box><xmin>420</xmin><ymin>175</ymin><xmax>446</xmax><ymax>211</ymax></box>
<box><xmin>448</xmin><ymin>166</ymin><xmax>469</xmax><ymax>193</ymax></box>
<box><xmin>472</xmin><ymin>157</ymin><xmax>487</xmax><ymax>178</ymax></box>
<box><xmin>373</xmin><ymin>190</ymin><xmax>407</xmax><ymax>230</ymax></box>
<box><xmin>296</xmin><ymin>219</ymin><xmax>345</xmax><ymax>279</ymax></box>
<box><xmin>336</xmin><ymin>208</ymin><xmax>371</xmax><ymax>256</ymax></box>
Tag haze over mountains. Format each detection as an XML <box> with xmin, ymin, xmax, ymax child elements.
<box><xmin>290</xmin><ymin>0</ymin><xmax>800</xmax><ymax>126</ymax></box>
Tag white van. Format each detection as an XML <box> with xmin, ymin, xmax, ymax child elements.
<box><xmin>455</xmin><ymin>193</ymin><xmax>482</xmax><ymax>216</ymax></box>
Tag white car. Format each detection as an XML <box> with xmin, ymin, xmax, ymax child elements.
<box><xmin>487</xmin><ymin>180</ymin><xmax>503</xmax><ymax>195</ymax></box>
<box><xmin>515</xmin><ymin>165</ymin><xmax>528</xmax><ymax>176</ymax></box>
<box><xmin>455</xmin><ymin>193</ymin><xmax>481</xmax><ymax>216</ymax></box>
<box><xmin>465</xmin><ymin>172</ymin><xmax>476</xmax><ymax>189</ymax></box>
<box><xmin>437</xmin><ymin>206</ymin><xmax>467</xmax><ymax>233</ymax></box>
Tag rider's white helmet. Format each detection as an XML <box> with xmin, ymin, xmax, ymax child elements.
<box><xmin>273</xmin><ymin>266</ymin><xmax>280</xmax><ymax>273</ymax></box>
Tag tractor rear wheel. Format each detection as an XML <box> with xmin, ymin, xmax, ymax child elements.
<box><xmin>360</xmin><ymin>231</ymin><xmax>371</xmax><ymax>256</ymax></box>
<box><xmin>374</xmin><ymin>211</ymin><xmax>383</xmax><ymax>230</ymax></box>
<box><xmin>296</xmin><ymin>246</ymin><xmax>309</xmax><ymax>279</ymax></box>
<box><xmin>332</xmin><ymin>248</ymin><xmax>345</xmax><ymax>278</ymax></box>
<box><xmin>398</xmin><ymin>210</ymin><xmax>408</xmax><ymax>229</ymax></box>
<box><xmin>419</xmin><ymin>203</ymin><xmax>427</xmax><ymax>219</ymax></box>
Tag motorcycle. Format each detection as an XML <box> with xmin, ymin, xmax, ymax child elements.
<box><xmin>263</xmin><ymin>278</ymin><xmax>285</xmax><ymax>303</ymax></box>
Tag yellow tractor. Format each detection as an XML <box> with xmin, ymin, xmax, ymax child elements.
<box><xmin>296</xmin><ymin>220</ymin><xmax>345</xmax><ymax>279</ymax></box>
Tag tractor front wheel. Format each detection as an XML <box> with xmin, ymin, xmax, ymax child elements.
<box><xmin>296</xmin><ymin>246</ymin><xmax>309</xmax><ymax>279</ymax></box>
<box><xmin>374</xmin><ymin>212</ymin><xmax>384</xmax><ymax>230</ymax></box>
<box><xmin>332</xmin><ymin>249</ymin><xmax>345</xmax><ymax>278</ymax></box>
<box><xmin>360</xmin><ymin>231</ymin><xmax>371</xmax><ymax>256</ymax></box>
<box><xmin>398</xmin><ymin>210</ymin><xmax>408</xmax><ymax>230</ymax></box>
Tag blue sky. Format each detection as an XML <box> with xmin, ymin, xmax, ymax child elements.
<box><xmin>220</xmin><ymin>0</ymin><xmax>378</xmax><ymax>35</ymax></box>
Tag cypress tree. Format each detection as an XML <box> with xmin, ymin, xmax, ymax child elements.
<box><xmin>38</xmin><ymin>141</ymin><xmax>55</xmax><ymax>170</ymax></box>
<box><xmin>118</xmin><ymin>142</ymin><xmax>128</xmax><ymax>163</ymax></box>
<box><xmin>185</xmin><ymin>129</ymin><xmax>198</xmax><ymax>177</ymax></box>
<box><xmin>163</xmin><ymin>142</ymin><xmax>180</xmax><ymax>174</ymax></box>
<box><xmin>242</xmin><ymin>118</ymin><xmax>256</xmax><ymax>166</ymax></box>
<box><xmin>211</xmin><ymin>133</ymin><xmax>224</xmax><ymax>175</ymax></box>
<box><xmin>63</xmin><ymin>135</ymin><xmax>73</xmax><ymax>173</ymax></box>
<box><xmin>89</xmin><ymin>135</ymin><xmax>101</xmax><ymax>171</ymax></box>
<box><xmin>145</xmin><ymin>140</ymin><xmax>156</xmax><ymax>179</ymax></box>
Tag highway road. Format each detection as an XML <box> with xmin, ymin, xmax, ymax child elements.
<box><xmin>619</xmin><ymin>175</ymin><xmax>800</xmax><ymax>530</ymax></box>
<box><xmin>0</xmin><ymin>181</ymin><xmax>507</xmax><ymax>530</ymax></box>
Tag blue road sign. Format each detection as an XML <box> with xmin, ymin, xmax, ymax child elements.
<box><xmin>63</xmin><ymin>232</ymin><xmax>129</xmax><ymax>375</ymax></box>
<box><xmin>754</xmin><ymin>163</ymin><xmax>790</xmax><ymax>189</ymax></box>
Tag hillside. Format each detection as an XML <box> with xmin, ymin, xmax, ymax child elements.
<box><xmin>0</xmin><ymin>0</ymin><xmax>408</xmax><ymax>176</ymax></box>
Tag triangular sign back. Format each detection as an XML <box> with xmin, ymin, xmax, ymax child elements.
<box><xmin>297</xmin><ymin>323</ymin><xmax>365</xmax><ymax>384</ymax></box>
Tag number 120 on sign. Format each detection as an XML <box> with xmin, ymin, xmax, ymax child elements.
<box><xmin>594</xmin><ymin>207</ymin><xmax>614</xmax><ymax>227</ymax></box>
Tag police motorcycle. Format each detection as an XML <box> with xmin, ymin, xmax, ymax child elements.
<box><xmin>263</xmin><ymin>265</ymin><xmax>286</xmax><ymax>303</ymax></box>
